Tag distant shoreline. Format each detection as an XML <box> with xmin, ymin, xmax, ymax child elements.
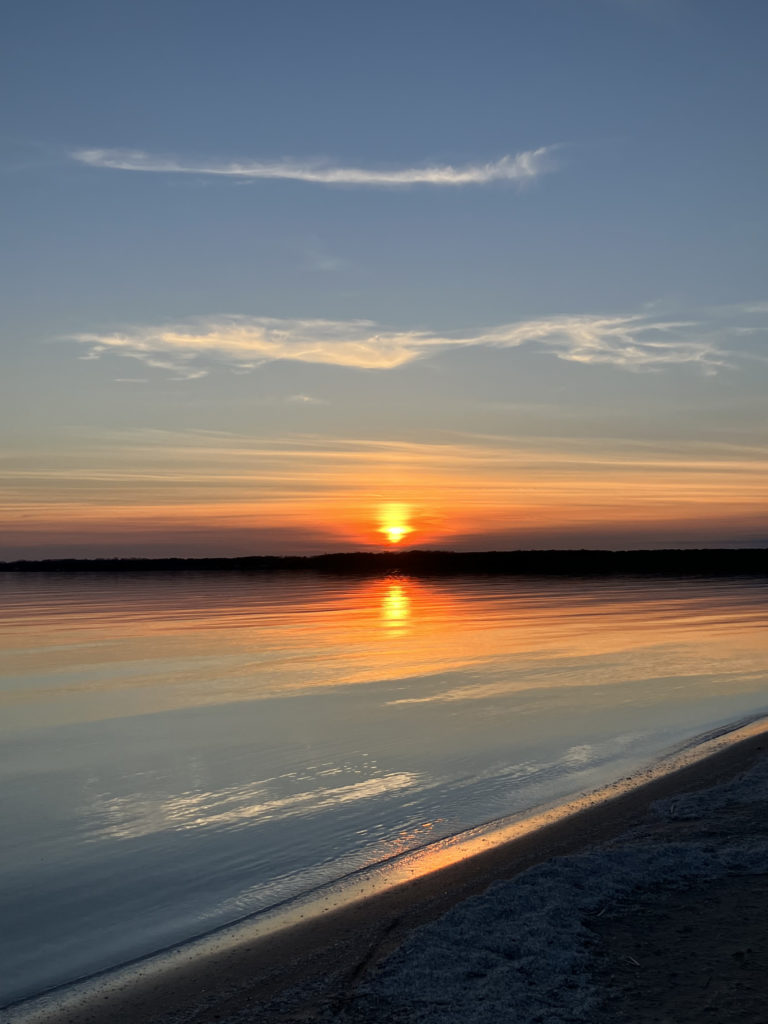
<box><xmin>1</xmin><ymin>548</ymin><xmax>766</xmax><ymax>576</ymax></box>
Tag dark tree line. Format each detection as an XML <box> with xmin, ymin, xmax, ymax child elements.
<box><xmin>1</xmin><ymin>549</ymin><xmax>766</xmax><ymax>577</ymax></box>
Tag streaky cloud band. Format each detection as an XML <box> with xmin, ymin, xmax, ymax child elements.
<box><xmin>70</xmin><ymin>311</ymin><xmax>737</xmax><ymax>378</ymax></box>
<box><xmin>71</xmin><ymin>147</ymin><xmax>556</xmax><ymax>186</ymax></box>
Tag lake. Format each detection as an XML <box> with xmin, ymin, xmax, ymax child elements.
<box><xmin>1</xmin><ymin>571</ymin><xmax>766</xmax><ymax>1007</ymax></box>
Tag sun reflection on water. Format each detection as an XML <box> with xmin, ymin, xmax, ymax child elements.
<box><xmin>381</xmin><ymin>579</ymin><xmax>411</xmax><ymax>630</ymax></box>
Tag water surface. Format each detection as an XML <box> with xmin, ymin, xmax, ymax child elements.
<box><xmin>1</xmin><ymin>572</ymin><xmax>766</xmax><ymax>1005</ymax></box>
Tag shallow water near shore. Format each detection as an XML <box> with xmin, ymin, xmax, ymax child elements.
<box><xmin>1</xmin><ymin>571</ymin><xmax>767</xmax><ymax>1007</ymax></box>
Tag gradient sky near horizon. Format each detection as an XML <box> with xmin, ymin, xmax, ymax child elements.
<box><xmin>2</xmin><ymin>0</ymin><xmax>767</xmax><ymax>558</ymax></box>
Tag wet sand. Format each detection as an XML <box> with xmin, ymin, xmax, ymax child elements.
<box><xmin>8</xmin><ymin>721</ymin><xmax>768</xmax><ymax>1024</ymax></box>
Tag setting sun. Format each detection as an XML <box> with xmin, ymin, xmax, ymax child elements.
<box><xmin>386</xmin><ymin>526</ymin><xmax>407</xmax><ymax>544</ymax></box>
<box><xmin>378</xmin><ymin>503</ymin><xmax>413</xmax><ymax>546</ymax></box>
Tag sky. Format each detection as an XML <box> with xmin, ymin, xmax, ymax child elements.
<box><xmin>2</xmin><ymin>0</ymin><xmax>767</xmax><ymax>558</ymax></box>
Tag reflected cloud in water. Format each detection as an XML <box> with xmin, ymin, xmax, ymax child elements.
<box><xmin>86</xmin><ymin>770</ymin><xmax>420</xmax><ymax>841</ymax></box>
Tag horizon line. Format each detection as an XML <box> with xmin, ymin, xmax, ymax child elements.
<box><xmin>2</xmin><ymin>548</ymin><xmax>766</xmax><ymax>577</ymax></box>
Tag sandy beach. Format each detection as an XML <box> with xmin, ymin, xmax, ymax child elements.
<box><xmin>8</xmin><ymin>722</ymin><xmax>768</xmax><ymax>1024</ymax></box>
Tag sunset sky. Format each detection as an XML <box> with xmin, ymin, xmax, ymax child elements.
<box><xmin>3</xmin><ymin>0</ymin><xmax>767</xmax><ymax>558</ymax></box>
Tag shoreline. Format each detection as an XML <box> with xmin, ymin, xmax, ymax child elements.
<box><xmin>2</xmin><ymin>547</ymin><xmax>767</xmax><ymax>578</ymax></box>
<box><xmin>7</xmin><ymin>715</ymin><xmax>768</xmax><ymax>1024</ymax></box>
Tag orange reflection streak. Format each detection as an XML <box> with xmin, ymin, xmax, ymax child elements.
<box><xmin>381</xmin><ymin>582</ymin><xmax>409</xmax><ymax>620</ymax></box>
<box><xmin>1</xmin><ymin>576</ymin><xmax>765</xmax><ymax>733</ymax></box>
<box><xmin>380</xmin><ymin>580</ymin><xmax>411</xmax><ymax>633</ymax></box>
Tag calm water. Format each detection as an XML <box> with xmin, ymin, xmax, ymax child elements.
<box><xmin>1</xmin><ymin>571</ymin><xmax>767</xmax><ymax>1006</ymax></box>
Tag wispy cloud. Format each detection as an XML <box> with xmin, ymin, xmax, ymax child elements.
<box><xmin>286</xmin><ymin>394</ymin><xmax>328</xmax><ymax>405</ymax></box>
<box><xmin>71</xmin><ymin>146</ymin><xmax>556</xmax><ymax>187</ymax></box>
<box><xmin>70</xmin><ymin>311</ymin><xmax>735</xmax><ymax>377</ymax></box>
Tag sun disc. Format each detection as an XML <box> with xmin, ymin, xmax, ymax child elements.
<box><xmin>387</xmin><ymin>526</ymin><xmax>406</xmax><ymax>543</ymax></box>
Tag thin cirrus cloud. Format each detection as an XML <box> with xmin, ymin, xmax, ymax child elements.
<box><xmin>71</xmin><ymin>312</ymin><xmax>733</xmax><ymax>378</ymax></box>
<box><xmin>71</xmin><ymin>146</ymin><xmax>555</xmax><ymax>186</ymax></box>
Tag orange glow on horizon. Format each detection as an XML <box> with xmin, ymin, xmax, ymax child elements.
<box><xmin>5</xmin><ymin>435</ymin><xmax>768</xmax><ymax>558</ymax></box>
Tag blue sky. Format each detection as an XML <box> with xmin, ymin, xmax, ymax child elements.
<box><xmin>2</xmin><ymin>0</ymin><xmax>767</xmax><ymax>557</ymax></box>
